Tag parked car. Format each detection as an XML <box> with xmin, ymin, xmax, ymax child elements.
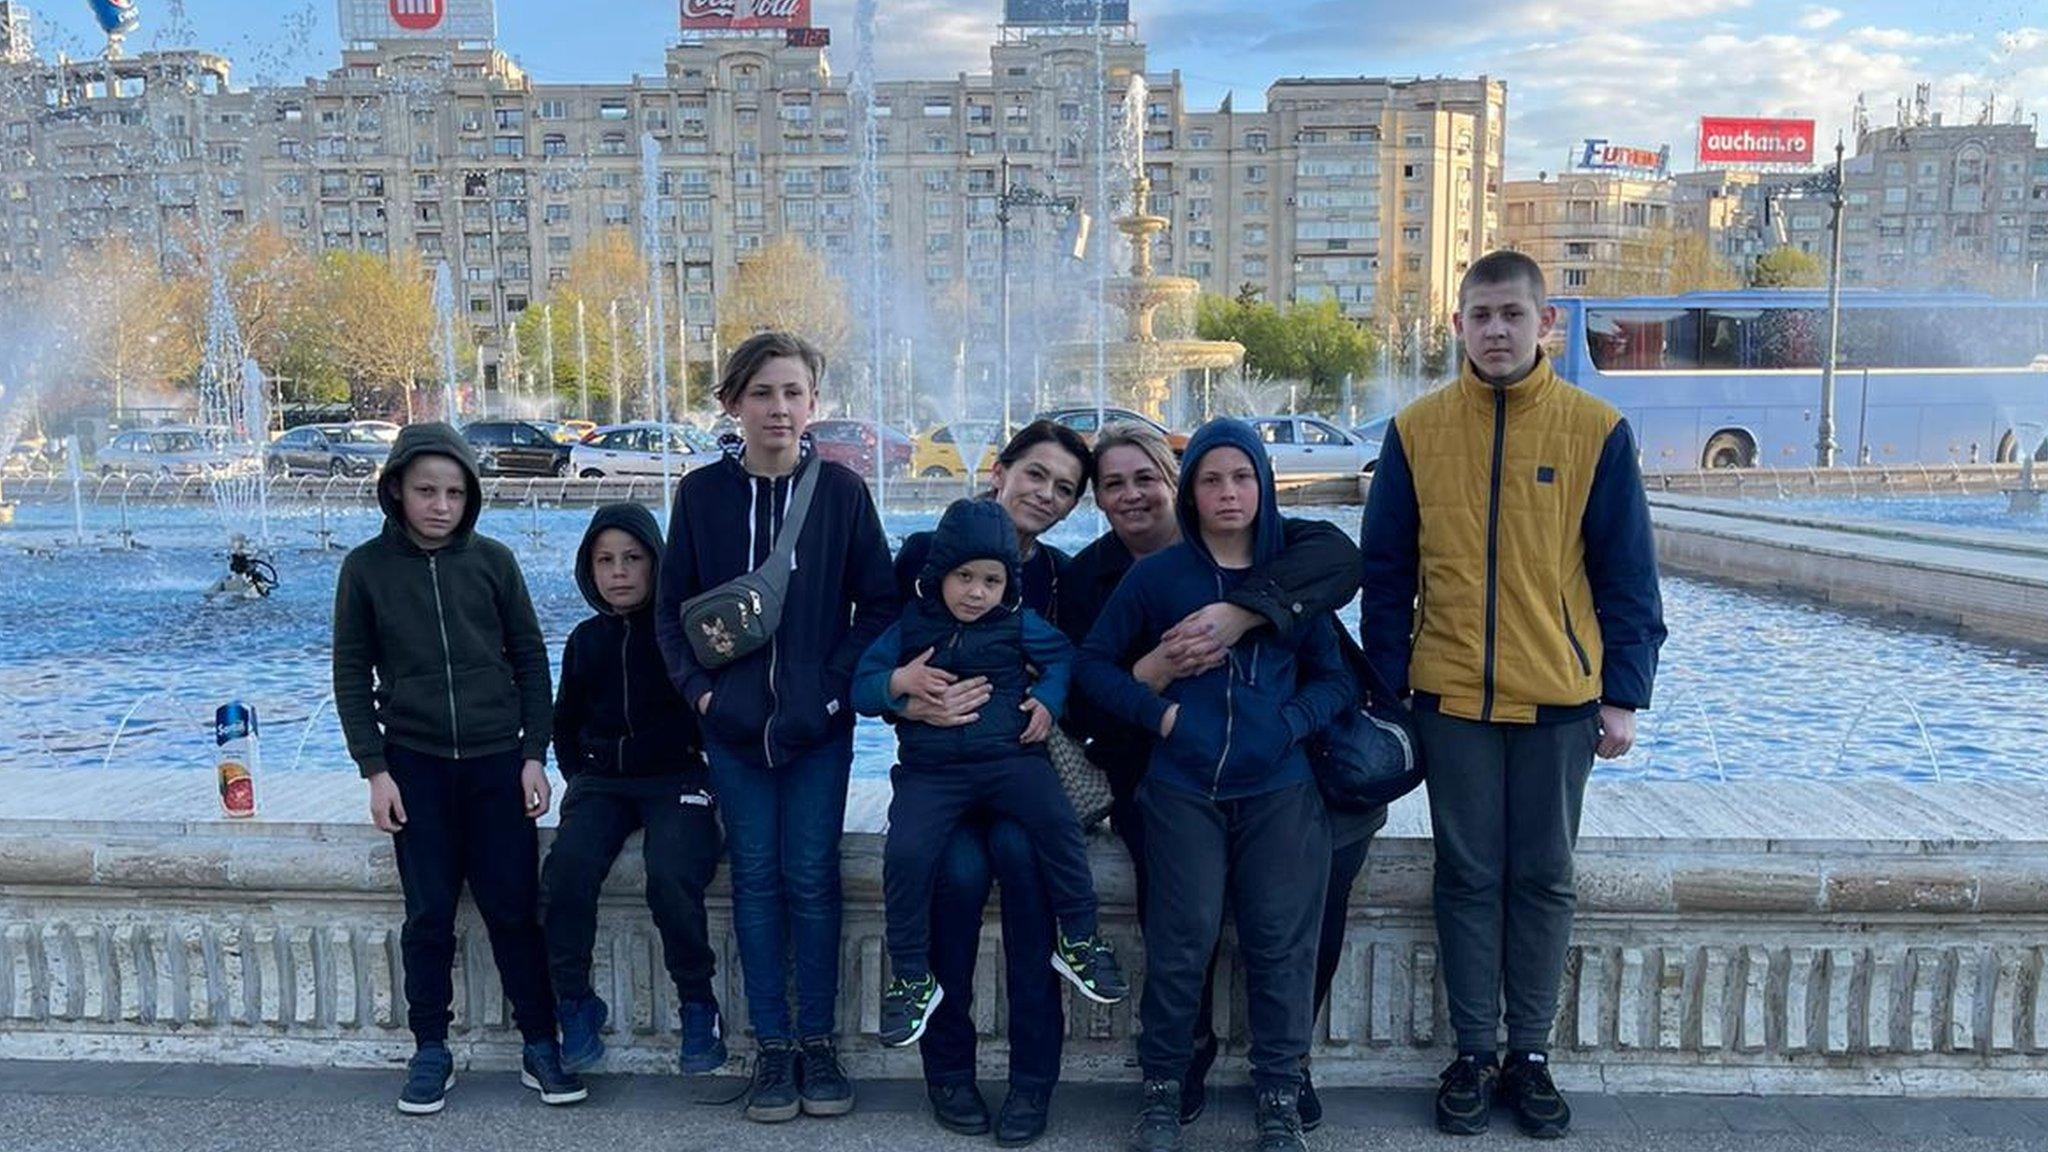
<box><xmin>462</xmin><ymin>419</ymin><xmax>575</xmax><ymax>476</ymax></box>
<box><xmin>96</xmin><ymin>426</ymin><xmax>240</xmax><ymax>478</ymax></box>
<box><xmin>265</xmin><ymin>423</ymin><xmax>389</xmax><ymax>478</ymax></box>
<box><xmin>351</xmin><ymin>420</ymin><xmax>402</xmax><ymax>444</ymax></box>
<box><xmin>560</xmin><ymin>419</ymin><xmax>599</xmax><ymax>442</ymax></box>
<box><xmin>910</xmin><ymin>420</ymin><xmax>1007</xmax><ymax>480</ymax></box>
<box><xmin>530</xmin><ymin>419</ymin><xmax>586</xmax><ymax>446</ymax></box>
<box><xmin>1246</xmin><ymin>415</ymin><xmax>1374</xmax><ymax>480</ymax></box>
<box><xmin>808</xmin><ymin>419</ymin><xmax>914</xmax><ymax>478</ymax></box>
<box><xmin>1035</xmin><ymin>406</ymin><xmax>1190</xmax><ymax>455</ymax></box>
<box><xmin>1349</xmin><ymin>414</ymin><xmax>1392</xmax><ymax>472</ymax></box>
<box><xmin>569</xmin><ymin>422</ymin><xmax>709</xmax><ymax>479</ymax></box>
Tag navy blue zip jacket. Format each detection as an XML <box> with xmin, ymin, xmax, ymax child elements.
<box><xmin>1076</xmin><ymin>419</ymin><xmax>1353</xmax><ymax>801</ymax></box>
<box><xmin>853</xmin><ymin>499</ymin><xmax>1070</xmax><ymax>765</ymax></box>
<box><xmin>654</xmin><ymin>440</ymin><xmax>898</xmax><ymax>768</ymax></box>
<box><xmin>555</xmin><ymin>503</ymin><xmax>706</xmax><ymax>783</ymax></box>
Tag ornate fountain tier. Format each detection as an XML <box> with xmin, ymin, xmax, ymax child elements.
<box><xmin>1044</xmin><ymin>177</ymin><xmax>1245</xmax><ymax>423</ymax></box>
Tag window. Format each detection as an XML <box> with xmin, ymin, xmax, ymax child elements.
<box><xmin>1253</xmin><ymin>420</ymin><xmax>1294</xmax><ymax>445</ymax></box>
<box><xmin>536</xmin><ymin>99</ymin><xmax>569</xmax><ymax>120</ymax></box>
<box><xmin>1586</xmin><ymin>308</ymin><xmax>1703</xmax><ymax>370</ymax></box>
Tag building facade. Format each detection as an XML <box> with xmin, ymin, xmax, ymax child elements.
<box><xmin>0</xmin><ymin>7</ymin><xmax>1503</xmax><ymax>393</ymax></box>
<box><xmin>1500</xmin><ymin>172</ymin><xmax>1675</xmax><ymax>294</ymax></box>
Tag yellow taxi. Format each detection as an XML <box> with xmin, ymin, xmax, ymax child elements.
<box><xmin>910</xmin><ymin>420</ymin><xmax>1006</xmax><ymax>480</ymax></box>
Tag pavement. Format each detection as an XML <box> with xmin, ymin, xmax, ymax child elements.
<box><xmin>0</xmin><ymin>1061</ymin><xmax>2044</xmax><ymax>1152</ymax></box>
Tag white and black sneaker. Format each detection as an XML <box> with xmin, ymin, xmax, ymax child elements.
<box><xmin>520</xmin><ymin>1039</ymin><xmax>589</xmax><ymax>1106</ymax></box>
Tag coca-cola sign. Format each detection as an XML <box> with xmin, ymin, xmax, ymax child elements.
<box><xmin>680</xmin><ymin>0</ymin><xmax>812</xmax><ymax>30</ymax></box>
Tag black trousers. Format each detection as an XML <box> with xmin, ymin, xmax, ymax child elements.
<box><xmin>1112</xmin><ymin>789</ymin><xmax>1219</xmax><ymax>1052</ymax></box>
<box><xmin>541</xmin><ymin>772</ymin><xmax>724</xmax><ymax>1006</ymax></box>
<box><xmin>1136</xmin><ymin>779</ymin><xmax>1330</xmax><ymax>1093</ymax></box>
<box><xmin>885</xmin><ymin>754</ymin><xmax>1098</xmax><ymax>978</ymax></box>
<box><xmin>1314</xmin><ymin>832</ymin><xmax>1375</xmax><ymax>1018</ymax></box>
<box><xmin>386</xmin><ymin>744</ymin><xmax>555</xmax><ymax>1046</ymax></box>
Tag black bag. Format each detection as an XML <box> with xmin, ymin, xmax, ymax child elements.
<box><xmin>1307</xmin><ymin>630</ymin><xmax>1425</xmax><ymax>811</ymax></box>
<box><xmin>677</xmin><ymin>455</ymin><xmax>821</xmax><ymax>670</ymax></box>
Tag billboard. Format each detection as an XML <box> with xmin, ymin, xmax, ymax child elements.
<box><xmin>680</xmin><ymin>0</ymin><xmax>812</xmax><ymax>30</ymax></box>
<box><xmin>1699</xmin><ymin>117</ymin><xmax>1817</xmax><ymax>166</ymax></box>
<box><xmin>1004</xmin><ymin>0</ymin><xmax>1131</xmax><ymax>24</ymax></box>
<box><xmin>1575</xmin><ymin>138</ymin><xmax>1671</xmax><ymax>179</ymax></box>
<box><xmin>338</xmin><ymin>0</ymin><xmax>497</xmax><ymax>42</ymax></box>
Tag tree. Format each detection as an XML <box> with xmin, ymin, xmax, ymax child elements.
<box><xmin>1667</xmin><ymin>231</ymin><xmax>1741</xmax><ymax>294</ymax></box>
<box><xmin>541</xmin><ymin>232</ymin><xmax>650</xmax><ymax>421</ymax></box>
<box><xmin>1750</xmin><ymin>245</ymin><xmax>1826</xmax><ymax>288</ymax></box>
<box><xmin>315</xmin><ymin>249</ymin><xmax>436</xmax><ymax>421</ymax></box>
<box><xmin>1197</xmin><ymin>294</ymin><xmax>1375</xmax><ymax>413</ymax></box>
<box><xmin>717</xmin><ymin>235</ymin><xmax>852</xmax><ymax>365</ymax></box>
<box><xmin>51</xmin><ymin>239</ymin><xmax>200</xmax><ymax>416</ymax></box>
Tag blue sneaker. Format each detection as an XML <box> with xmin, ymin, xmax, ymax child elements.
<box><xmin>556</xmin><ymin>994</ymin><xmax>608</xmax><ymax>1074</ymax></box>
<box><xmin>679</xmin><ymin>999</ymin><xmax>729</xmax><ymax>1075</ymax></box>
<box><xmin>521</xmin><ymin>1039</ymin><xmax>589</xmax><ymax>1106</ymax></box>
<box><xmin>397</xmin><ymin>1042</ymin><xmax>454</xmax><ymax>1115</ymax></box>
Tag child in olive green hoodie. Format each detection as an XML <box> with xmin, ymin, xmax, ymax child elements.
<box><xmin>331</xmin><ymin>422</ymin><xmax>583</xmax><ymax>1116</ymax></box>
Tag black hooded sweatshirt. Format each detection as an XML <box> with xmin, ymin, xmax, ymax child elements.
<box><xmin>331</xmin><ymin>422</ymin><xmax>551</xmax><ymax>778</ymax></box>
<box><xmin>554</xmin><ymin>503</ymin><xmax>706</xmax><ymax>783</ymax></box>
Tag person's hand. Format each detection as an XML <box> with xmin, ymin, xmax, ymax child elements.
<box><xmin>1158</xmin><ymin>703</ymin><xmax>1179</xmax><ymax>739</ymax></box>
<box><xmin>696</xmin><ymin>692</ymin><xmax>713</xmax><ymax>715</ymax></box>
<box><xmin>1019</xmin><ymin>697</ymin><xmax>1052</xmax><ymax>744</ymax></box>
<box><xmin>1596</xmin><ymin>705</ymin><xmax>1635</xmax><ymax>760</ymax></box>
<box><xmin>899</xmin><ymin>675</ymin><xmax>992</xmax><ymax>728</ymax></box>
<box><xmin>1167</xmin><ymin>603</ymin><xmax>1261</xmax><ymax>650</ymax></box>
<box><xmin>366</xmin><ymin>771</ymin><xmax>406</xmax><ymax>834</ymax></box>
<box><xmin>888</xmin><ymin>648</ymin><xmax>958</xmax><ymax>711</ymax></box>
<box><xmin>1134</xmin><ymin>625</ymin><xmax>1230</xmax><ymax>692</ymax></box>
<box><xmin>520</xmin><ymin>759</ymin><xmax>552</xmax><ymax>818</ymax></box>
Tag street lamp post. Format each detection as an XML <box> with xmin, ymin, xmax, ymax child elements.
<box><xmin>997</xmin><ymin>155</ymin><xmax>1078</xmax><ymax>433</ymax></box>
<box><xmin>1816</xmin><ymin>137</ymin><xmax>1847</xmax><ymax>468</ymax></box>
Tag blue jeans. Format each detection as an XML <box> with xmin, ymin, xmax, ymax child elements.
<box><xmin>706</xmin><ymin>732</ymin><xmax>853</xmax><ymax>1042</ymax></box>
<box><xmin>918</xmin><ymin>816</ymin><xmax>1065</xmax><ymax>1093</ymax></box>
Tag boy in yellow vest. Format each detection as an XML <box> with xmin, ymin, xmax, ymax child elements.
<box><xmin>1359</xmin><ymin>251</ymin><xmax>1666</xmax><ymax>1139</ymax></box>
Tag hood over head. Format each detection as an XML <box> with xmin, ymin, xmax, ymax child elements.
<box><xmin>377</xmin><ymin>422</ymin><xmax>483</xmax><ymax>544</ymax></box>
<box><xmin>1173</xmin><ymin>417</ymin><xmax>1282</xmax><ymax>569</ymax></box>
<box><xmin>575</xmin><ymin>502</ymin><xmax>664</xmax><ymax>615</ymax></box>
<box><xmin>918</xmin><ymin>497</ymin><xmax>1023</xmax><ymax>612</ymax></box>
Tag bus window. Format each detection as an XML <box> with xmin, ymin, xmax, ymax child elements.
<box><xmin>1585</xmin><ymin>308</ymin><xmax>1700</xmax><ymax>370</ymax></box>
<box><xmin>1839</xmin><ymin>308</ymin><xmax>1908</xmax><ymax>369</ymax></box>
<box><xmin>1700</xmin><ymin>308</ymin><xmax>1822</xmax><ymax>370</ymax></box>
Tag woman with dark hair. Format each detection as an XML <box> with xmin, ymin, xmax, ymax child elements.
<box><xmin>882</xmin><ymin>419</ymin><xmax>1091</xmax><ymax>1146</ymax></box>
<box><xmin>654</xmin><ymin>331</ymin><xmax>898</xmax><ymax>1124</ymax></box>
<box><xmin>1058</xmin><ymin>421</ymin><xmax>1372</xmax><ymax>1131</ymax></box>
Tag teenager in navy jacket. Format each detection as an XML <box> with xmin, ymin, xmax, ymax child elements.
<box><xmin>1077</xmin><ymin>418</ymin><xmax>1352</xmax><ymax>1152</ymax></box>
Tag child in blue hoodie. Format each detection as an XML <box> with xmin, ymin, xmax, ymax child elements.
<box><xmin>854</xmin><ymin>498</ymin><xmax>1128</xmax><ymax>1049</ymax></box>
<box><xmin>1076</xmin><ymin>418</ymin><xmax>1353</xmax><ymax>1152</ymax></box>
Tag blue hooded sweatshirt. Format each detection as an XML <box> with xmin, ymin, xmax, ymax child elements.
<box><xmin>853</xmin><ymin>498</ymin><xmax>1071</xmax><ymax>766</ymax></box>
<box><xmin>1075</xmin><ymin>419</ymin><xmax>1353</xmax><ymax>801</ymax></box>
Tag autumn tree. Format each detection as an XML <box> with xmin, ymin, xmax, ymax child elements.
<box><xmin>1750</xmin><ymin>245</ymin><xmax>1826</xmax><ymax>288</ymax></box>
<box><xmin>315</xmin><ymin>249</ymin><xmax>436</xmax><ymax>421</ymax></box>
<box><xmin>716</xmin><ymin>235</ymin><xmax>852</xmax><ymax>365</ymax></box>
<box><xmin>51</xmin><ymin>239</ymin><xmax>200</xmax><ymax>416</ymax></box>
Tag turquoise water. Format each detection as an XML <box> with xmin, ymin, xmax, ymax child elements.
<box><xmin>2</xmin><ymin>499</ymin><xmax>2043</xmax><ymax>783</ymax></box>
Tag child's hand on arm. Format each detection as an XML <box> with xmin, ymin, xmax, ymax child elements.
<box><xmin>520</xmin><ymin>759</ymin><xmax>551</xmax><ymax>819</ymax></box>
<box><xmin>888</xmin><ymin>647</ymin><xmax>958</xmax><ymax>711</ymax></box>
<box><xmin>1019</xmin><ymin>696</ymin><xmax>1052</xmax><ymax>744</ymax></box>
<box><xmin>367</xmin><ymin>771</ymin><xmax>407</xmax><ymax>833</ymax></box>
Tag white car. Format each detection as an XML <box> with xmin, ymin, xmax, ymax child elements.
<box><xmin>1246</xmin><ymin>415</ymin><xmax>1372</xmax><ymax>480</ymax></box>
<box><xmin>569</xmin><ymin>422</ymin><xmax>707</xmax><ymax>479</ymax></box>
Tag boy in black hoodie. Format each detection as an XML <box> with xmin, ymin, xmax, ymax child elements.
<box><xmin>542</xmin><ymin>503</ymin><xmax>728</xmax><ymax>1079</ymax></box>
<box><xmin>854</xmin><ymin>499</ymin><xmax>1128</xmax><ymax>1049</ymax></box>
<box><xmin>331</xmin><ymin>422</ymin><xmax>583</xmax><ymax>1115</ymax></box>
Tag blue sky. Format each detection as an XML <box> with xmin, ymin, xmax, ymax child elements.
<box><xmin>21</xmin><ymin>1</ymin><xmax>2048</xmax><ymax>175</ymax></box>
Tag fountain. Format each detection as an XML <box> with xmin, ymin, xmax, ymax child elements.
<box><xmin>2006</xmin><ymin>420</ymin><xmax>2043</xmax><ymax>515</ymax></box>
<box><xmin>1045</xmin><ymin>77</ymin><xmax>1242</xmax><ymax>423</ymax></box>
<box><xmin>433</xmin><ymin>262</ymin><xmax>461</xmax><ymax>423</ymax></box>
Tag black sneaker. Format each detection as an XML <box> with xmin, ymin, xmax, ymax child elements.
<box><xmin>556</xmin><ymin>993</ymin><xmax>608</xmax><ymax>1074</ymax></box>
<box><xmin>1128</xmin><ymin>1078</ymin><xmax>1183</xmax><ymax>1152</ymax></box>
<box><xmin>1254</xmin><ymin>1086</ymin><xmax>1307</xmax><ymax>1152</ymax></box>
<box><xmin>1051</xmin><ymin>933</ymin><xmax>1129</xmax><ymax>1005</ymax></box>
<box><xmin>519</xmin><ymin>1039</ymin><xmax>589</xmax><ymax>1107</ymax></box>
<box><xmin>798</xmin><ymin>1036</ymin><xmax>855</xmax><ymax>1117</ymax></box>
<box><xmin>1297</xmin><ymin>1056</ymin><xmax>1323</xmax><ymax>1133</ymax></box>
<box><xmin>927</xmin><ymin>1081</ymin><xmax>992</xmax><ymax>1136</ymax></box>
<box><xmin>1179</xmin><ymin>1031</ymin><xmax>1218</xmax><ymax>1124</ymax></box>
<box><xmin>996</xmin><ymin>1085</ymin><xmax>1051</xmax><ymax>1148</ymax></box>
<box><xmin>1435</xmin><ymin>1053</ymin><xmax>1498</xmax><ymax>1136</ymax></box>
<box><xmin>879</xmin><ymin>974</ymin><xmax>946</xmax><ymax>1047</ymax></box>
<box><xmin>678</xmin><ymin>999</ymin><xmax>729</xmax><ymax>1074</ymax></box>
<box><xmin>746</xmin><ymin>1040</ymin><xmax>801</xmax><ymax>1123</ymax></box>
<box><xmin>397</xmin><ymin>1043</ymin><xmax>454</xmax><ymax>1115</ymax></box>
<box><xmin>1500</xmin><ymin>1051</ymin><xmax>1571</xmax><ymax>1139</ymax></box>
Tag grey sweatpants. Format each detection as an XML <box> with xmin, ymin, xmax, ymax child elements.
<box><xmin>1417</xmin><ymin>710</ymin><xmax>1597</xmax><ymax>1055</ymax></box>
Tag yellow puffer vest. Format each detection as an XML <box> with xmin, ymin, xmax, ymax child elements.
<box><xmin>1395</xmin><ymin>354</ymin><xmax>1622</xmax><ymax>723</ymax></box>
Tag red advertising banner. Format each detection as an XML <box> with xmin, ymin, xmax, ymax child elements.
<box><xmin>1698</xmin><ymin>117</ymin><xmax>1817</xmax><ymax>166</ymax></box>
<box><xmin>681</xmin><ymin>0</ymin><xmax>811</xmax><ymax>30</ymax></box>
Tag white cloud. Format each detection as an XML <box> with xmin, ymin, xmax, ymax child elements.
<box><xmin>1797</xmin><ymin>7</ymin><xmax>1843</xmax><ymax>32</ymax></box>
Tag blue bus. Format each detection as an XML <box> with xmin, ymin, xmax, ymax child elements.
<box><xmin>1545</xmin><ymin>290</ymin><xmax>2048</xmax><ymax>470</ymax></box>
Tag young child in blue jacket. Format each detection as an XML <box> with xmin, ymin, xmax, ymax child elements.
<box><xmin>855</xmin><ymin>498</ymin><xmax>1128</xmax><ymax>1048</ymax></box>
